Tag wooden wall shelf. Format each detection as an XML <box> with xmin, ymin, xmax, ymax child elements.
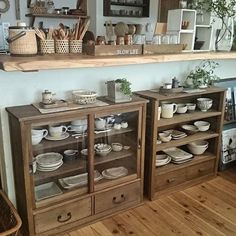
<box><xmin>0</xmin><ymin>52</ymin><xmax>236</xmax><ymax>72</ymax></box>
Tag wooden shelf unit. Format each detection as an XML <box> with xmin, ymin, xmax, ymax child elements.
<box><xmin>135</xmin><ymin>87</ymin><xmax>226</xmax><ymax>200</ymax></box>
<box><xmin>103</xmin><ymin>0</ymin><xmax>150</xmax><ymax>17</ymax></box>
<box><xmin>1</xmin><ymin>52</ymin><xmax>236</xmax><ymax>72</ymax></box>
<box><xmin>6</xmin><ymin>97</ymin><xmax>147</xmax><ymax>236</ymax></box>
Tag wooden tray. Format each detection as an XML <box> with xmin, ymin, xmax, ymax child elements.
<box><xmin>39</xmin><ymin>100</ymin><xmax>68</xmax><ymax>109</ymax></box>
<box><xmin>159</xmin><ymin>86</ymin><xmax>184</xmax><ymax>94</ymax></box>
<box><xmin>83</xmin><ymin>44</ymin><xmax>142</xmax><ymax>56</ymax></box>
<box><xmin>143</xmin><ymin>44</ymin><xmax>183</xmax><ymax>55</ymax></box>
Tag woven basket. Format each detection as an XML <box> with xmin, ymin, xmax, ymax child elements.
<box><xmin>39</xmin><ymin>40</ymin><xmax>55</xmax><ymax>54</ymax></box>
<box><xmin>69</xmin><ymin>40</ymin><xmax>82</xmax><ymax>54</ymax></box>
<box><xmin>55</xmin><ymin>40</ymin><xmax>69</xmax><ymax>54</ymax></box>
<box><xmin>30</xmin><ymin>6</ymin><xmax>47</xmax><ymax>14</ymax></box>
<box><xmin>0</xmin><ymin>190</ymin><xmax>22</xmax><ymax>236</ymax></box>
<box><xmin>72</xmin><ymin>90</ymin><xmax>97</xmax><ymax>105</ymax></box>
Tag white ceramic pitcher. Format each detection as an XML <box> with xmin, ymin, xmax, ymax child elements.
<box><xmin>161</xmin><ymin>103</ymin><xmax>177</xmax><ymax>118</ymax></box>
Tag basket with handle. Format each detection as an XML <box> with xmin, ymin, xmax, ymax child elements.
<box><xmin>0</xmin><ymin>190</ymin><xmax>22</xmax><ymax>236</ymax></box>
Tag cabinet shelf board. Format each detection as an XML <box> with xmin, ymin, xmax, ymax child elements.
<box><xmin>156</xmin><ymin>131</ymin><xmax>219</xmax><ymax>151</ymax></box>
<box><xmin>95</xmin><ymin>149</ymin><xmax>134</xmax><ymax>166</ymax></box>
<box><xmin>34</xmin><ymin>158</ymin><xmax>87</xmax><ymax>185</ymax></box>
<box><xmin>156</xmin><ymin>152</ymin><xmax>216</xmax><ymax>175</ymax></box>
<box><xmin>110</xmin><ymin>2</ymin><xmax>147</xmax><ymax>7</ymax></box>
<box><xmin>94</xmin><ymin>173</ymin><xmax>138</xmax><ymax>191</ymax></box>
<box><xmin>158</xmin><ymin>110</ymin><xmax>221</xmax><ymax>127</ymax></box>
<box><xmin>25</xmin><ymin>13</ymin><xmax>87</xmax><ymax>19</ymax></box>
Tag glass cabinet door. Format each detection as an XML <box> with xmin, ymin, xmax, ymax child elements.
<box><xmin>30</xmin><ymin>116</ymin><xmax>89</xmax><ymax>205</ymax></box>
<box><xmin>93</xmin><ymin>110</ymin><xmax>141</xmax><ymax>190</ymax></box>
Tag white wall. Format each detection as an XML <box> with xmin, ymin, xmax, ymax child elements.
<box><xmin>0</xmin><ymin>1</ymin><xmax>236</xmax><ymax>203</ymax></box>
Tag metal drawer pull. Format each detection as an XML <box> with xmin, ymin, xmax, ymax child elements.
<box><xmin>57</xmin><ymin>212</ymin><xmax>72</xmax><ymax>223</ymax></box>
<box><xmin>167</xmin><ymin>178</ymin><xmax>176</xmax><ymax>183</ymax></box>
<box><xmin>112</xmin><ymin>194</ymin><xmax>126</xmax><ymax>204</ymax></box>
<box><xmin>198</xmin><ymin>168</ymin><xmax>205</xmax><ymax>172</ymax></box>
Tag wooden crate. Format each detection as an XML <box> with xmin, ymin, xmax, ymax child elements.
<box><xmin>83</xmin><ymin>44</ymin><xmax>143</xmax><ymax>56</ymax></box>
<box><xmin>143</xmin><ymin>44</ymin><xmax>183</xmax><ymax>55</ymax></box>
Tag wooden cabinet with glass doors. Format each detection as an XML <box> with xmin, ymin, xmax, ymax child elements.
<box><xmin>6</xmin><ymin>96</ymin><xmax>147</xmax><ymax>236</ymax></box>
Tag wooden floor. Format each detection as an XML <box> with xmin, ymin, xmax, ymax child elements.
<box><xmin>64</xmin><ymin>167</ymin><xmax>236</xmax><ymax>236</ymax></box>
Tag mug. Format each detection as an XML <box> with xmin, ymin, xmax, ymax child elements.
<box><xmin>161</xmin><ymin>103</ymin><xmax>177</xmax><ymax>118</ymax></box>
<box><xmin>95</xmin><ymin>118</ymin><xmax>106</xmax><ymax>130</ymax></box>
<box><xmin>31</xmin><ymin>129</ymin><xmax>48</xmax><ymax>145</ymax></box>
<box><xmin>49</xmin><ymin>125</ymin><xmax>67</xmax><ymax>137</ymax></box>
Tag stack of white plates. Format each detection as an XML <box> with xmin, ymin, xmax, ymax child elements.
<box><xmin>163</xmin><ymin>147</ymin><xmax>193</xmax><ymax>164</ymax></box>
<box><xmin>36</xmin><ymin>152</ymin><xmax>63</xmax><ymax>172</ymax></box>
<box><xmin>59</xmin><ymin>170</ymin><xmax>103</xmax><ymax>189</ymax></box>
<box><xmin>156</xmin><ymin>154</ymin><xmax>171</xmax><ymax>167</ymax></box>
<box><xmin>102</xmin><ymin>166</ymin><xmax>128</xmax><ymax>179</ymax></box>
<box><xmin>164</xmin><ymin>130</ymin><xmax>187</xmax><ymax>140</ymax></box>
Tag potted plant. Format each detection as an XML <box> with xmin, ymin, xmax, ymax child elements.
<box><xmin>184</xmin><ymin>60</ymin><xmax>220</xmax><ymax>88</ymax></box>
<box><xmin>106</xmin><ymin>78</ymin><xmax>132</xmax><ymax>103</ymax></box>
<box><xmin>191</xmin><ymin>0</ymin><xmax>236</xmax><ymax>50</ymax></box>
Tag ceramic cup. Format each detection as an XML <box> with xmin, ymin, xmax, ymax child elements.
<box><xmin>95</xmin><ymin>118</ymin><xmax>106</xmax><ymax>130</ymax></box>
<box><xmin>63</xmin><ymin>149</ymin><xmax>78</xmax><ymax>161</ymax></box>
<box><xmin>31</xmin><ymin>129</ymin><xmax>48</xmax><ymax>145</ymax></box>
<box><xmin>176</xmin><ymin>103</ymin><xmax>188</xmax><ymax>114</ymax></box>
<box><xmin>49</xmin><ymin>125</ymin><xmax>67</xmax><ymax>137</ymax></box>
<box><xmin>161</xmin><ymin>103</ymin><xmax>177</xmax><ymax>118</ymax></box>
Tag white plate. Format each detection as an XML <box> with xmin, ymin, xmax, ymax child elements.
<box><xmin>37</xmin><ymin>161</ymin><xmax>63</xmax><ymax>172</ymax></box>
<box><xmin>102</xmin><ymin>167</ymin><xmax>128</xmax><ymax>179</ymax></box>
<box><xmin>36</xmin><ymin>152</ymin><xmax>63</xmax><ymax>166</ymax></box>
<box><xmin>45</xmin><ymin>132</ymin><xmax>70</xmax><ymax>141</ymax></box>
<box><xmin>172</xmin><ymin>159</ymin><xmax>193</xmax><ymax>164</ymax></box>
<box><xmin>156</xmin><ymin>156</ymin><xmax>171</xmax><ymax>167</ymax></box>
<box><xmin>163</xmin><ymin>147</ymin><xmax>193</xmax><ymax>159</ymax></box>
<box><xmin>35</xmin><ymin>182</ymin><xmax>62</xmax><ymax>201</ymax></box>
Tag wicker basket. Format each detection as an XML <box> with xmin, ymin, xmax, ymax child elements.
<box><xmin>0</xmin><ymin>190</ymin><xmax>22</xmax><ymax>236</ymax></box>
<box><xmin>55</xmin><ymin>40</ymin><xmax>69</xmax><ymax>54</ymax></box>
<box><xmin>72</xmin><ymin>90</ymin><xmax>97</xmax><ymax>105</ymax></box>
<box><xmin>69</xmin><ymin>40</ymin><xmax>82</xmax><ymax>54</ymax></box>
<box><xmin>39</xmin><ymin>40</ymin><xmax>55</xmax><ymax>54</ymax></box>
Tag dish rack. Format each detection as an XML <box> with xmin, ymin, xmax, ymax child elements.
<box><xmin>0</xmin><ymin>190</ymin><xmax>22</xmax><ymax>236</ymax></box>
<box><xmin>72</xmin><ymin>90</ymin><xmax>97</xmax><ymax>105</ymax></box>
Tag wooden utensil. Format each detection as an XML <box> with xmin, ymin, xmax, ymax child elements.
<box><xmin>79</xmin><ymin>19</ymin><xmax>91</xmax><ymax>40</ymax></box>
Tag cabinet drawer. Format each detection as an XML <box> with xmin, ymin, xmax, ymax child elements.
<box><xmin>95</xmin><ymin>182</ymin><xmax>141</xmax><ymax>214</ymax></box>
<box><xmin>34</xmin><ymin>197</ymin><xmax>92</xmax><ymax>234</ymax></box>
<box><xmin>155</xmin><ymin>168</ymin><xmax>186</xmax><ymax>191</ymax></box>
<box><xmin>187</xmin><ymin>160</ymin><xmax>215</xmax><ymax>180</ymax></box>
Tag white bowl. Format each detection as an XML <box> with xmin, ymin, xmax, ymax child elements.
<box><xmin>181</xmin><ymin>125</ymin><xmax>198</xmax><ymax>134</ymax></box>
<box><xmin>187</xmin><ymin>140</ymin><xmax>209</xmax><ymax>155</ymax></box>
<box><xmin>194</xmin><ymin>121</ymin><xmax>210</xmax><ymax>131</ymax></box>
<box><xmin>186</xmin><ymin>103</ymin><xmax>196</xmax><ymax>112</ymax></box>
<box><xmin>158</xmin><ymin>132</ymin><xmax>172</xmax><ymax>142</ymax></box>
<box><xmin>111</xmin><ymin>143</ymin><xmax>123</xmax><ymax>152</ymax></box>
<box><xmin>197</xmin><ymin>98</ymin><xmax>213</xmax><ymax>112</ymax></box>
<box><xmin>187</xmin><ymin>144</ymin><xmax>208</xmax><ymax>155</ymax></box>
<box><xmin>177</xmin><ymin>104</ymin><xmax>187</xmax><ymax>114</ymax></box>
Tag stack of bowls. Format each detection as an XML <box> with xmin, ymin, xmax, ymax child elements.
<box><xmin>187</xmin><ymin>140</ymin><xmax>209</xmax><ymax>155</ymax></box>
<box><xmin>95</xmin><ymin>143</ymin><xmax>112</xmax><ymax>156</ymax></box>
<box><xmin>197</xmin><ymin>98</ymin><xmax>213</xmax><ymax>112</ymax></box>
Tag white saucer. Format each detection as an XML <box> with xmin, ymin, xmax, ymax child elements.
<box><xmin>45</xmin><ymin>132</ymin><xmax>70</xmax><ymax>141</ymax></box>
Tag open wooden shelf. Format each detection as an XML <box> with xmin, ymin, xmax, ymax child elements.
<box><xmin>25</xmin><ymin>13</ymin><xmax>87</xmax><ymax>18</ymax></box>
<box><xmin>156</xmin><ymin>131</ymin><xmax>219</xmax><ymax>151</ymax></box>
<box><xmin>1</xmin><ymin>52</ymin><xmax>236</xmax><ymax>72</ymax></box>
<box><xmin>156</xmin><ymin>152</ymin><xmax>216</xmax><ymax>175</ymax></box>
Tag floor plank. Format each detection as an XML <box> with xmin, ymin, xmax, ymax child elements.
<box><xmin>64</xmin><ymin>169</ymin><xmax>236</xmax><ymax>236</ymax></box>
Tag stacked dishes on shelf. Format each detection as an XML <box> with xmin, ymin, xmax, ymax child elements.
<box><xmin>156</xmin><ymin>154</ymin><xmax>171</xmax><ymax>167</ymax></box>
<box><xmin>163</xmin><ymin>129</ymin><xmax>187</xmax><ymax>140</ymax></box>
<box><xmin>58</xmin><ymin>170</ymin><xmax>103</xmax><ymax>189</ymax></box>
<box><xmin>36</xmin><ymin>152</ymin><xmax>63</xmax><ymax>172</ymax></box>
<box><xmin>102</xmin><ymin>166</ymin><xmax>128</xmax><ymax>179</ymax></box>
<box><xmin>163</xmin><ymin>147</ymin><xmax>193</xmax><ymax>164</ymax></box>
